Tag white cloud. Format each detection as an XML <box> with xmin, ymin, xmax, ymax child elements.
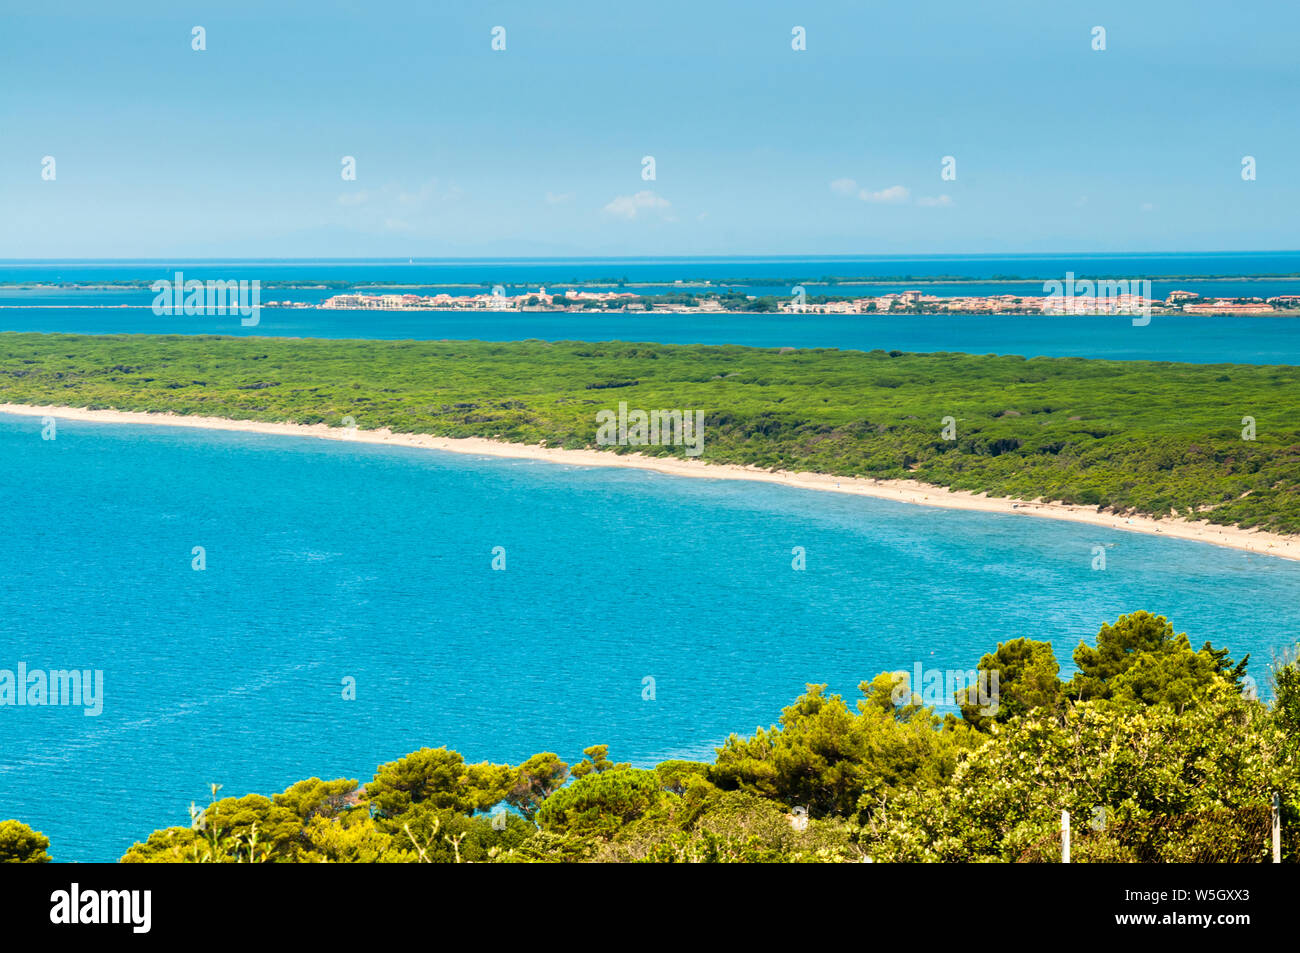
<box><xmin>602</xmin><ymin>190</ymin><xmax>671</xmax><ymax>220</ymax></box>
<box><xmin>830</xmin><ymin>179</ymin><xmax>911</xmax><ymax>204</ymax></box>
<box><xmin>545</xmin><ymin>191</ymin><xmax>575</xmax><ymax>205</ymax></box>
<box><xmin>861</xmin><ymin>185</ymin><xmax>910</xmax><ymax>204</ymax></box>
<box><xmin>917</xmin><ymin>194</ymin><xmax>953</xmax><ymax>207</ymax></box>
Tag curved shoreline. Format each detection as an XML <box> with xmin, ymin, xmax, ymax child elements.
<box><xmin>3</xmin><ymin>401</ymin><xmax>1298</xmax><ymax>563</ymax></box>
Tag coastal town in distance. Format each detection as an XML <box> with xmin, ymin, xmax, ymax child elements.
<box><xmin>297</xmin><ymin>284</ymin><xmax>1300</xmax><ymax>316</ymax></box>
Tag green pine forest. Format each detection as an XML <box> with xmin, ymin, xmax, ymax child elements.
<box><xmin>2</xmin><ymin>332</ymin><xmax>1299</xmax><ymax>533</ymax></box>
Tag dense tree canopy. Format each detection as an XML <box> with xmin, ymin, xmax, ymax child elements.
<box><xmin>366</xmin><ymin>747</ymin><xmax>514</xmax><ymax>818</ymax></box>
<box><xmin>862</xmin><ymin>683</ymin><xmax>1285</xmax><ymax>862</ymax></box>
<box><xmin>1069</xmin><ymin>611</ymin><xmax>1246</xmax><ymax>711</ymax></box>
<box><xmin>507</xmin><ymin>752</ymin><xmax>569</xmax><ymax>820</ymax></box>
<box><xmin>536</xmin><ymin>768</ymin><xmax>664</xmax><ymax>837</ymax></box>
<box><xmin>710</xmin><ymin>679</ymin><xmax>976</xmax><ymax>818</ymax></box>
<box><xmin>3</xmin><ymin>334</ymin><xmax>1299</xmax><ymax>532</ymax></box>
<box><xmin>957</xmin><ymin>637</ymin><xmax>1066</xmax><ymax>729</ymax></box>
<box><xmin>0</xmin><ymin>820</ymin><xmax>51</xmax><ymax>863</ymax></box>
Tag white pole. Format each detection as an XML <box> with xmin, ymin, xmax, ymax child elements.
<box><xmin>1274</xmin><ymin>792</ymin><xmax>1281</xmax><ymax>864</ymax></box>
<box><xmin>1062</xmin><ymin>809</ymin><xmax>1071</xmax><ymax>864</ymax></box>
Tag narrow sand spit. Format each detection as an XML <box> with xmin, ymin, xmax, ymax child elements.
<box><xmin>4</xmin><ymin>402</ymin><xmax>1297</xmax><ymax>562</ymax></box>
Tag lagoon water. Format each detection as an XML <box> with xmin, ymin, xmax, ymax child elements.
<box><xmin>3</xmin><ymin>413</ymin><xmax>1300</xmax><ymax>861</ymax></box>
<box><xmin>2</xmin><ymin>307</ymin><xmax>1299</xmax><ymax>365</ymax></box>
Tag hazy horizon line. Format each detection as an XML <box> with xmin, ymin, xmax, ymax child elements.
<box><xmin>3</xmin><ymin>250</ymin><xmax>1300</xmax><ymax>265</ymax></box>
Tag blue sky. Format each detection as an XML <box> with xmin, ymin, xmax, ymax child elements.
<box><xmin>2</xmin><ymin>0</ymin><xmax>1297</xmax><ymax>257</ymax></box>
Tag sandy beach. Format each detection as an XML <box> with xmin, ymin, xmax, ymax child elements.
<box><xmin>4</xmin><ymin>401</ymin><xmax>1298</xmax><ymax>562</ymax></box>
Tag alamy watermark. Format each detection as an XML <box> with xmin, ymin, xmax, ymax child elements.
<box><xmin>891</xmin><ymin>663</ymin><xmax>1000</xmax><ymax>715</ymax></box>
<box><xmin>50</xmin><ymin>883</ymin><xmax>150</xmax><ymax>933</ymax></box>
<box><xmin>1</xmin><ymin>662</ymin><xmax>103</xmax><ymax>716</ymax></box>
<box><xmin>1042</xmin><ymin>271</ymin><xmax>1152</xmax><ymax>326</ymax></box>
<box><xmin>151</xmin><ymin>271</ymin><xmax>261</xmax><ymax>327</ymax></box>
<box><xmin>596</xmin><ymin>402</ymin><xmax>705</xmax><ymax>456</ymax></box>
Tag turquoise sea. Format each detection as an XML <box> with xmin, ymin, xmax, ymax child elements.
<box><xmin>3</xmin><ymin>414</ymin><xmax>1300</xmax><ymax>861</ymax></box>
<box><xmin>0</xmin><ymin>308</ymin><xmax>1297</xmax><ymax>364</ymax></box>
<box><xmin>3</xmin><ymin>255</ymin><xmax>1300</xmax><ymax>861</ymax></box>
